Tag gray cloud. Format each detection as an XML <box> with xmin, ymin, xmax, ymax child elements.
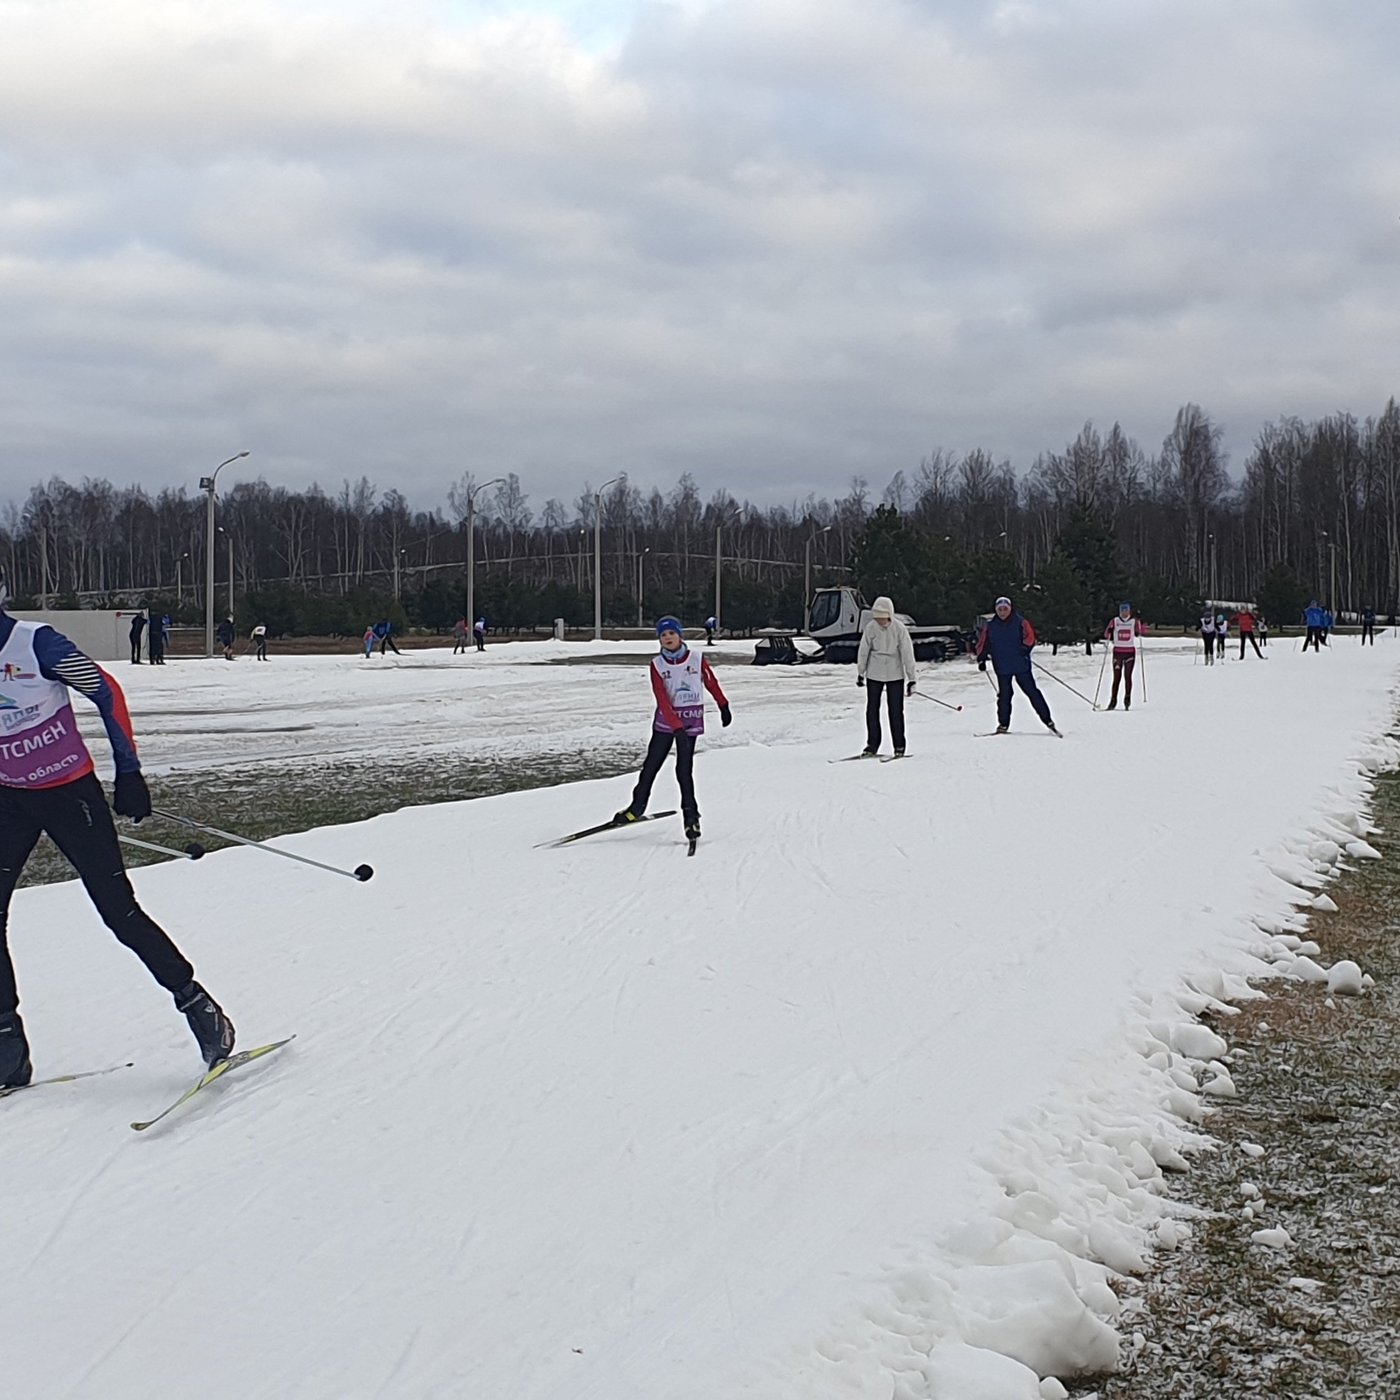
<box><xmin>0</xmin><ymin>0</ymin><xmax>1396</xmax><ymax>514</ymax></box>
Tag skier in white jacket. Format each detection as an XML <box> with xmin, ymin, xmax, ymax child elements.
<box><xmin>856</xmin><ymin>595</ymin><xmax>917</xmax><ymax>757</ymax></box>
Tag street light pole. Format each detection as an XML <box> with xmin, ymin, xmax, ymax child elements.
<box><xmin>218</xmin><ymin>527</ymin><xmax>234</xmax><ymax>626</ymax></box>
<box><xmin>465</xmin><ymin>477</ymin><xmax>505</xmax><ymax>638</ymax></box>
<box><xmin>714</xmin><ymin>508</ymin><xmax>741</xmax><ymax>632</ymax></box>
<box><xmin>804</xmin><ymin>525</ymin><xmax>832</xmax><ymax>632</ymax></box>
<box><xmin>593</xmin><ymin>478</ymin><xmax>620</xmax><ymax>641</ymax></box>
<box><xmin>637</xmin><ymin>547</ymin><xmax>650</xmax><ymax>628</ymax></box>
<box><xmin>201</xmin><ymin>452</ymin><xmax>249</xmax><ymax>656</ymax></box>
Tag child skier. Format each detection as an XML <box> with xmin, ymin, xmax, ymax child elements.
<box><xmin>1102</xmin><ymin>601</ymin><xmax>1142</xmax><ymax>709</ymax></box>
<box><xmin>0</xmin><ymin>573</ymin><xmax>234</xmax><ymax>1087</ymax></box>
<box><xmin>613</xmin><ymin>616</ymin><xmax>731</xmax><ymax>843</ymax></box>
<box><xmin>1215</xmin><ymin>613</ymin><xmax>1228</xmax><ymax>658</ymax></box>
<box><xmin>1199</xmin><ymin>609</ymin><xmax>1216</xmax><ymax>664</ymax></box>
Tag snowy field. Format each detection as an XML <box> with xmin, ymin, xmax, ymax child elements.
<box><xmin>6</xmin><ymin>636</ymin><xmax>1398</xmax><ymax>1399</ymax></box>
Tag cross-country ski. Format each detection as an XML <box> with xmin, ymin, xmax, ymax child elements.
<box><xmin>130</xmin><ymin>1037</ymin><xmax>296</xmax><ymax>1132</ymax></box>
<box><xmin>0</xmin><ymin>1061</ymin><xmax>132</xmax><ymax>1101</ymax></box>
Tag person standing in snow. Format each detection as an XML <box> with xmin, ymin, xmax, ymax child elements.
<box><xmin>1361</xmin><ymin>606</ymin><xmax>1377</xmax><ymax>645</ymax></box>
<box><xmin>452</xmin><ymin>618</ymin><xmax>468</xmax><ymax>654</ymax></box>
<box><xmin>1238</xmin><ymin>609</ymin><xmax>1263</xmax><ymax>659</ymax></box>
<box><xmin>975</xmin><ymin>596</ymin><xmax>1059</xmax><ymax>735</ymax></box>
<box><xmin>147</xmin><ymin>615</ymin><xmax>167</xmax><ymax>666</ymax></box>
<box><xmin>215</xmin><ymin>616</ymin><xmax>236</xmax><ymax>661</ymax></box>
<box><xmin>856</xmin><ymin>595</ymin><xmax>916</xmax><ymax>756</ymax></box>
<box><xmin>252</xmin><ymin>623</ymin><xmax>268</xmax><ymax>661</ymax></box>
<box><xmin>1102</xmin><ymin>601</ymin><xmax>1142</xmax><ymax>709</ymax></box>
<box><xmin>1322</xmin><ymin>607</ymin><xmax>1334</xmax><ymax>645</ymax></box>
<box><xmin>1302</xmin><ymin>600</ymin><xmax>1326</xmax><ymax>652</ymax></box>
<box><xmin>0</xmin><ymin>572</ymin><xmax>234</xmax><ymax>1089</ymax></box>
<box><xmin>613</xmin><ymin>616</ymin><xmax>731</xmax><ymax>845</ymax></box>
<box><xmin>1198</xmin><ymin>609</ymin><xmax>1216</xmax><ymax>664</ymax></box>
<box><xmin>704</xmin><ymin>616</ymin><xmax>717</xmax><ymax>646</ymax></box>
<box><xmin>128</xmin><ymin>612</ymin><xmax>146</xmax><ymax>665</ymax></box>
<box><xmin>374</xmin><ymin>620</ymin><xmax>403</xmax><ymax>656</ymax></box>
<box><xmin>473</xmin><ymin>617</ymin><xmax>487</xmax><ymax>652</ymax></box>
<box><xmin>1214</xmin><ymin>613</ymin><xmax>1228</xmax><ymax>659</ymax></box>
<box><xmin>362</xmin><ymin>625</ymin><xmax>376</xmax><ymax>659</ymax></box>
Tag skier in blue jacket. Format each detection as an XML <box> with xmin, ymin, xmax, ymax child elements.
<box><xmin>975</xmin><ymin>597</ymin><xmax>1060</xmax><ymax>735</ymax></box>
<box><xmin>1303</xmin><ymin>601</ymin><xmax>1326</xmax><ymax>652</ymax></box>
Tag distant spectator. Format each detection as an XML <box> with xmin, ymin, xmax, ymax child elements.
<box><xmin>129</xmin><ymin>612</ymin><xmax>146</xmax><ymax>664</ymax></box>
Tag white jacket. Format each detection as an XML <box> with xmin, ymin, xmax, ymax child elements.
<box><xmin>857</xmin><ymin>615</ymin><xmax>917</xmax><ymax>684</ymax></box>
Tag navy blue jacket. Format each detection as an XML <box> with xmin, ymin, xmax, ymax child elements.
<box><xmin>976</xmin><ymin>611</ymin><xmax>1037</xmax><ymax>674</ymax></box>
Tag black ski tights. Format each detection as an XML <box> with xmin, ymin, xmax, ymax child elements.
<box><xmin>0</xmin><ymin>775</ymin><xmax>194</xmax><ymax>1016</ymax></box>
<box><xmin>630</xmin><ymin>730</ymin><xmax>699</xmax><ymax>822</ymax></box>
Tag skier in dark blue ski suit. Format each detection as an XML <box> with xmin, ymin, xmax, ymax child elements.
<box><xmin>975</xmin><ymin>596</ymin><xmax>1058</xmax><ymax>734</ymax></box>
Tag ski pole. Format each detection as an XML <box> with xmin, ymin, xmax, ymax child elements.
<box><xmin>1137</xmin><ymin>642</ymin><xmax>1148</xmax><ymax>706</ymax></box>
<box><xmin>1092</xmin><ymin>643</ymin><xmax>1109</xmax><ymax>708</ymax></box>
<box><xmin>151</xmin><ymin>808</ymin><xmax>375</xmax><ymax>882</ymax></box>
<box><xmin>910</xmin><ymin>689</ymin><xmax>963</xmax><ymax>712</ymax></box>
<box><xmin>119</xmin><ymin>834</ymin><xmax>206</xmax><ymax>861</ymax></box>
<box><xmin>1032</xmin><ymin>660</ymin><xmax>1098</xmax><ymax>709</ymax></box>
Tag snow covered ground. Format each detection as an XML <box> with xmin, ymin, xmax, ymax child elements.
<box><xmin>6</xmin><ymin>635</ymin><xmax>1398</xmax><ymax>1399</ymax></box>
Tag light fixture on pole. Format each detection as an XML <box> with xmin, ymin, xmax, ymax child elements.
<box><xmin>594</xmin><ymin>477</ymin><xmax>620</xmax><ymax>641</ymax></box>
<box><xmin>637</xmin><ymin>547</ymin><xmax>650</xmax><ymax>628</ymax></box>
<box><xmin>201</xmin><ymin>452</ymin><xmax>249</xmax><ymax>656</ymax></box>
<box><xmin>804</xmin><ymin>524</ymin><xmax>832</xmax><ymax>632</ymax></box>
<box><xmin>464</xmin><ymin>477</ymin><xmax>505</xmax><ymax>639</ymax></box>
<box><xmin>714</xmin><ymin>507</ymin><xmax>741</xmax><ymax>633</ymax></box>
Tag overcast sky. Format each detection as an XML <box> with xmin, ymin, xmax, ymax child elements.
<box><xmin>1</xmin><ymin>0</ymin><xmax>1396</xmax><ymax>516</ymax></box>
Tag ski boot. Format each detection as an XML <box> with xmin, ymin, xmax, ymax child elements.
<box><xmin>995</xmin><ymin>724</ymin><xmax>1009</xmax><ymax>734</ymax></box>
<box><xmin>174</xmin><ymin>982</ymin><xmax>236</xmax><ymax>1069</ymax></box>
<box><xmin>610</xmin><ymin>809</ymin><xmax>640</xmax><ymax>827</ymax></box>
<box><xmin>684</xmin><ymin>818</ymin><xmax>701</xmax><ymax>842</ymax></box>
<box><xmin>1106</xmin><ymin>699</ymin><xmax>1117</xmax><ymax>710</ymax></box>
<box><xmin>1046</xmin><ymin>723</ymin><xmax>1063</xmax><ymax>738</ymax></box>
<box><xmin>860</xmin><ymin>748</ymin><xmax>878</xmax><ymax>758</ymax></box>
<box><xmin>0</xmin><ymin>1011</ymin><xmax>32</xmax><ymax>1089</ymax></box>
<box><xmin>1124</xmin><ymin>696</ymin><xmax>1131</xmax><ymax>710</ymax></box>
<box><xmin>894</xmin><ymin>747</ymin><xmax>906</xmax><ymax>758</ymax></box>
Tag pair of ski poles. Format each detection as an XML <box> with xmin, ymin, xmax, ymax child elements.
<box><xmin>118</xmin><ymin>810</ymin><xmax>375</xmax><ymax>882</ymax></box>
<box><xmin>1089</xmin><ymin>643</ymin><xmax>1148</xmax><ymax>709</ymax></box>
<box><xmin>979</xmin><ymin>655</ymin><xmax>1100</xmax><ymax>710</ymax></box>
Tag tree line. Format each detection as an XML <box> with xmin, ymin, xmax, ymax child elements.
<box><xmin>2</xmin><ymin>398</ymin><xmax>1395</xmax><ymax>636</ymax></box>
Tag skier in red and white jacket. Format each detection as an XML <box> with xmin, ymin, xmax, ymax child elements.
<box><xmin>613</xmin><ymin>617</ymin><xmax>731</xmax><ymax>843</ymax></box>
<box><xmin>1102</xmin><ymin>602</ymin><xmax>1144</xmax><ymax>710</ymax></box>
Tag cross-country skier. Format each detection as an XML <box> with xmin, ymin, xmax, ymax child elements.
<box><xmin>1215</xmin><ymin>613</ymin><xmax>1228</xmax><ymax>658</ymax></box>
<box><xmin>975</xmin><ymin>596</ymin><xmax>1059</xmax><ymax>735</ymax></box>
<box><xmin>0</xmin><ymin>572</ymin><xmax>234</xmax><ymax>1089</ymax></box>
<box><xmin>1322</xmin><ymin>607</ymin><xmax>1334</xmax><ymax>645</ymax></box>
<box><xmin>148</xmin><ymin>615</ymin><xmax>167</xmax><ymax>666</ymax></box>
<box><xmin>473</xmin><ymin>617</ymin><xmax>487</xmax><ymax>652</ymax></box>
<box><xmin>452</xmin><ymin>618</ymin><xmax>468</xmax><ymax>654</ymax></box>
<box><xmin>613</xmin><ymin>616</ymin><xmax>731</xmax><ymax>844</ymax></box>
<box><xmin>704</xmin><ymin>616</ymin><xmax>717</xmax><ymax>646</ymax></box>
<box><xmin>253</xmin><ymin>623</ymin><xmax>268</xmax><ymax>661</ymax></box>
<box><xmin>128</xmin><ymin>612</ymin><xmax>146</xmax><ymax>664</ymax></box>
<box><xmin>216</xmin><ymin>615</ymin><xmax>235</xmax><ymax>661</ymax></box>
<box><xmin>373</xmin><ymin>620</ymin><xmax>402</xmax><ymax>656</ymax></box>
<box><xmin>1238</xmin><ymin>608</ymin><xmax>1263</xmax><ymax>659</ymax></box>
<box><xmin>362</xmin><ymin>625</ymin><xmax>375</xmax><ymax>658</ymax></box>
<box><xmin>1199</xmin><ymin>609</ymin><xmax>1216</xmax><ymax>664</ymax></box>
<box><xmin>1302</xmin><ymin>600</ymin><xmax>1325</xmax><ymax>652</ymax></box>
<box><xmin>1361</xmin><ymin>606</ymin><xmax>1376</xmax><ymax>645</ymax></box>
<box><xmin>856</xmin><ymin>595</ymin><xmax>916</xmax><ymax>755</ymax></box>
<box><xmin>1102</xmin><ymin>601</ymin><xmax>1142</xmax><ymax>709</ymax></box>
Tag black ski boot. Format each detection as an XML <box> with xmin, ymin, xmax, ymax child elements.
<box><xmin>995</xmin><ymin>724</ymin><xmax>1009</xmax><ymax>734</ymax></box>
<box><xmin>0</xmin><ymin>1011</ymin><xmax>32</xmax><ymax>1089</ymax></box>
<box><xmin>684</xmin><ymin>818</ymin><xmax>701</xmax><ymax>842</ymax></box>
<box><xmin>611</xmin><ymin>809</ymin><xmax>640</xmax><ymax>827</ymax></box>
<box><xmin>174</xmin><ymin>982</ymin><xmax>235</xmax><ymax>1068</ymax></box>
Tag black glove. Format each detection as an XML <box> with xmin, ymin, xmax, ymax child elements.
<box><xmin>113</xmin><ymin>770</ymin><xmax>152</xmax><ymax>822</ymax></box>
<box><xmin>977</xmin><ymin>659</ymin><xmax>987</xmax><ymax>672</ymax></box>
<box><xmin>720</xmin><ymin>705</ymin><xmax>733</xmax><ymax>728</ymax></box>
<box><xmin>856</xmin><ymin>675</ymin><xmax>865</xmax><ymax>688</ymax></box>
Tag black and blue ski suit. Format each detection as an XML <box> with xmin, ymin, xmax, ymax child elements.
<box><xmin>975</xmin><ymin>610</ymin><xmax>1055</xmax><ymax>730</ymax></box>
